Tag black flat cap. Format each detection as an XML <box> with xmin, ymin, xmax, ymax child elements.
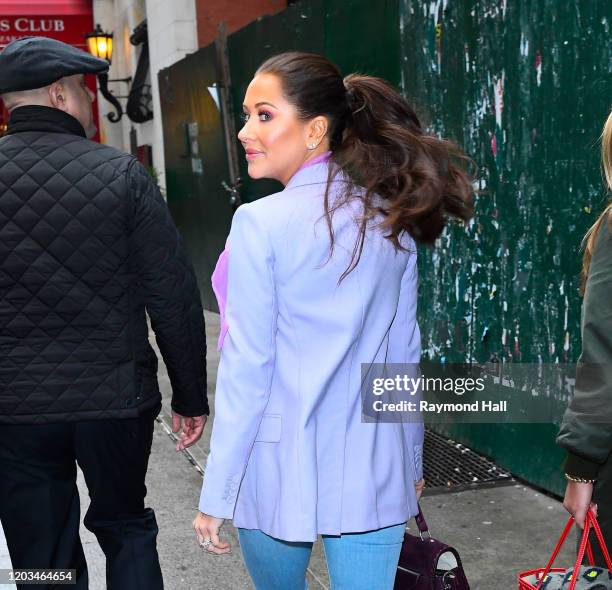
<box><xmin>0</xmin><ymin>36</ymin><xmax>109</xmax><ymax>93</ymax></box>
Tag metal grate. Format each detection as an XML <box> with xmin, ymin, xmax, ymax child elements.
<box><xmin>423</xmin><ymin>429</ymin><xmax>512</xmax><ymax>493</ymax></box>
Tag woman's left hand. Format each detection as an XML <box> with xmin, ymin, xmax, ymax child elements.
<box><xmin>193</xmin><ymin>512</ymin><xmax>231</xmax><ymax>555</ymax></box>
<box><xmin>563</xmin><ymin>481</ymin><xmax>597</xmax><ymax>529</ymax></box>
<box><xmin>414</xmin><ymin>478</ymin><xmax>425</xmax><ymax>502</ymax></box>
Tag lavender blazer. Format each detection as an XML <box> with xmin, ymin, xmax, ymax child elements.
<box><xmin>199</xmin><ymin>162</ymin><xmax>424</xmax><ymax>542</ymax></box>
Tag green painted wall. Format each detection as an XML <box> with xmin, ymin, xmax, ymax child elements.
<box><xmin>400</xmin><ymin>0</ymin><xmax>611</xmax><ymax>495</ymax></box>
<box><xmin>160</xmin><ymin>0</ymin><xmax>612</xmax><ymax>495</ymax></box>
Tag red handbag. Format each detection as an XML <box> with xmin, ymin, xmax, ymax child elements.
<box><xmin>518</xmin><ymin>508</ymin><xmax>612</xmax><ymax>590</ymax></box>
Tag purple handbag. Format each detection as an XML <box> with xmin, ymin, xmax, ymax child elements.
<box><xmin>394</xmin><ymin>505</ymin><xmax>470</xmax><ymax>590</ymax></box>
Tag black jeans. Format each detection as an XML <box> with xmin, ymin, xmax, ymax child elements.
<box><xmin>0</xmin><ymin>404</ymin><xmax>164</xmax><ymax>590</ymax></box>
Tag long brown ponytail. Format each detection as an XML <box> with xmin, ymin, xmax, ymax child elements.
<box><xmin>580</xmin><ymin>111</ymin><xmax>612</xmax><ymax>295</ymax></box>
<box><xmin>257</xmin><ymin>52</ymin><xmax>474</xmax><ymax>281</ymax></box>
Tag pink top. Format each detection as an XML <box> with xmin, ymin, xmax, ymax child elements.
<box><xmin>211</xmin><ymin>152</ymin><xmax>332</xmax><ymax>349</ymax></box>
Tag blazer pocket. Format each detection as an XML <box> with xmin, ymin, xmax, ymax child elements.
<box><xmin>255</xmin><ymin>414</ymin><xmax>282</xmax><ymax>443</ymax></box>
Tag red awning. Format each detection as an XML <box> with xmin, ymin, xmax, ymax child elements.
<box><xmin>0</xmin><ymin>0</ymin><xmax>92</xmax><ymax>16</ymax></box>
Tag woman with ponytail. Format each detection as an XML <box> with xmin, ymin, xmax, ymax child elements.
<box><xmin>193</xmin><ymin>52</ymin><xmax>473</xmax><ymax>588</ymax></box>
<box><xmin>558</xmin><ymin>111</ymin><xmax>612</xmax><ymax>565</ymax></box>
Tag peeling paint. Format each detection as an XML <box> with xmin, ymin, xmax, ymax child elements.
<box><xmin>401</xmin><ymin>0</ymin><xmax>611</xmax><ymax>368</ymax></box>
<box><xmin>520</xmin><ymin>33</ymin><xmax>529</xmax><ymax>57</ymax></box>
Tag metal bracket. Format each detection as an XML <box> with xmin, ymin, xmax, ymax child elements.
<box><xmin>108</xmin><ymin>76</ymin><xmax>133</xmax><ymax>84</ymax></box>
<box><xmin>97</xmin><ymin>72</ymin><xmax>124</xmax><ymax>123</ymax></box>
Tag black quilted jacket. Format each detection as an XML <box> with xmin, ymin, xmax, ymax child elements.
<box><xmin>0</xmin><ymin>106</ymin><xmax>208</xmax><ymax>424</ymax></box>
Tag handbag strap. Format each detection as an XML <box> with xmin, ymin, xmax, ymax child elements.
<box><xmin>547</xmin><ymin>509</ymin><xmax>612</xmax><ymax>590</ymax></box>
<box><xmin>536</xmin><ymin>510</ymin><xmax>601</xmax><ymax>589</ymax></box>
<box><xmin>568</xmin><ymin>512</ymin><xmax>596</xmax><ymax>590</ymax></box>
<box><xmin>585</xmin><ymin>509</ymin><xmax>612</xmax><ymax>570</ymax></box>
<box><xmin>586</xmin><ymin>539</ymin><xmax>595</xmax><ymax>566</ymax></box>
<box><xmin>414</xmin><ymin>503</ymin><xmax>429</xmax><ymax>535</ymax></box>
<box><xmin>536</xmin><ymin>515</ymin><xmax>575</xmax><ymax>587</ymax></box>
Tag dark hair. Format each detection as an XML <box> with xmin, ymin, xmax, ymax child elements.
<box><xmin>257</xmin><ymin>52</ymin><xmax>474</xmax><ymax>281</ymax></box>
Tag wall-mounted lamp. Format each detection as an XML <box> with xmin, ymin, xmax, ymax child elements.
<box><xmin>85</xmin><ymin>23</ymin><xmax>113</xmax><ymax>61</ymax></box>
<box><xmin>85</xmin><ymin>24</ymin><xmax>132</xmax><ymax>123</ymax></box>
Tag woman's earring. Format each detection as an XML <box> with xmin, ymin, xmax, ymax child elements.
<box><xmin>308</xmin><ymin>143</ymin><xmax>317</xmax><ymax>150</ymax></box>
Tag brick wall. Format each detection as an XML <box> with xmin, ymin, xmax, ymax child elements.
<box><xmin>195</xmin><ymin>0</ymin><xmax>286</xmax><ymax>47</ymax></box>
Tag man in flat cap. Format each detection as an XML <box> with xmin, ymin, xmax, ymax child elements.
<box><xmin>0</xmin><ymin>37</ymin><xmax>209</xmax><ymax>589</ymax></box>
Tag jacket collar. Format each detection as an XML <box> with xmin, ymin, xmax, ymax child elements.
<box><xmin>284</xmin><ymin>160</ymin><xmax>350</xmax><ymax>191</ymax></box>
<box><xmin>6</xmin><ymin>105</ymin><xmax>86</xmax><ymax>138</ymax></box>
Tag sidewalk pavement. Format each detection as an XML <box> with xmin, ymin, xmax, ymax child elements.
<box><xmin>1</xmin><ymin>310</ymin><xmax>579</xmax><ymax>589</ymax></box>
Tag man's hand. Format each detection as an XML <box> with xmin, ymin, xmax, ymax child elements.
<box><xmin>172</xmin><ymin>412</ymin><xmax>207</xmax><ymax>451</ymax></box>
<box><xmin>193</xmin><ymin>512</ymin><xmax>231</xmax><ymax>555</ymax></box>
<box><xmin>563</xmin><ymin>480</ymin><xmax>597</xmax><ymax>529</ymax></box>
<box><xmin>415</xmin><ymin>478</ymin><xmax>425</xmax><ymax>502</ymax></box>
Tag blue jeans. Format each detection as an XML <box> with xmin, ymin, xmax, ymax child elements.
<box><xmin>238</xmin><ymin>523</ymin><xmax>406</xmax><ymax>590</ymax></box>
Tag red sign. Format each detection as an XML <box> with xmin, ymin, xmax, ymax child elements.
<box><xmin>0</xmin><ymin>15</ymin><xmax>93</xmax><ymax>50</ymax></box>
<box><xmin>0</xmin><ymin>1</ymin><xmax>100</xmax><ymax>139</ymax></box>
